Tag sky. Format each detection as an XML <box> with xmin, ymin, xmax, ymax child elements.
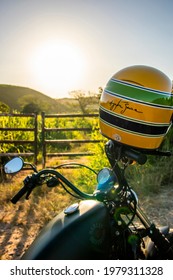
<box><xmin>0</xmin><ymin>0</ymin><xmax>173</xmax><ymax>99</ymax></box>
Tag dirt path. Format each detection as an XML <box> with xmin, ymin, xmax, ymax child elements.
<box><xmin>0</xmin><ymin>188</ymin><xmax>173</xmax><ymax>260</ymax></box>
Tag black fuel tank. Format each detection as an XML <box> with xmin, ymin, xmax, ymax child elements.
<box><xmin>22</xmin><ymin>200</ymin><xmax>111</xmax><ymax>259</ymax></box>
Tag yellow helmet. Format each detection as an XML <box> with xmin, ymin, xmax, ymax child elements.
<box><xmin>99</xmin><ymin>65</ymin><xmax>173</xmax><ymax>150</ymax></box>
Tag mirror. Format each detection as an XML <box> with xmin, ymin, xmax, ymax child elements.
<box><xmin>4</xmin><ymin>157</ymin><xmax>24</xmax><ymax>174</ymax></box>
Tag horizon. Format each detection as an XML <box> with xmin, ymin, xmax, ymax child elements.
<box><xmin>0</xmin><ymin>83</ymin><xmax>99</xmax><ymax>102</ymax></box>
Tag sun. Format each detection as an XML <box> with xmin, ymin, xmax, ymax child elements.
<box><xmin>30</xmin><ymin>40</ymin><xmax>86</xmax><ymax>98</ymax></box>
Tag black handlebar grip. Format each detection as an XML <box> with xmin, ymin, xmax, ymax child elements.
<box><xmin>124</xmin><ymin>149</ymin><xmax>147</xmax><ymax>165</ymax></box>
<box><xmin>11</xmin><ymin>185</ymin><xmax>28</xmax><ymax>204</ymax></box>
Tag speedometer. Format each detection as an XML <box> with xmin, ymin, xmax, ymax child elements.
<box><xmin>96</xmin><ymin>168</ymin><xmax>117</xmax><ymax>192</ymax></box>
<box><xmin>97</xmin><ymin>168</ymin><xmax>112</xmax><ymax>184</ymax></box>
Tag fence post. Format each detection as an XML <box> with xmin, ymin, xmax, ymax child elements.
<box><xmin>34</xmin><ymin>113</ymin><xmax>38</xmax><ymax>165</ymax></box>
<box><xmin>41</xmin><ymin>112</ymin><xmax>46</xmax><ymax>168</ymax></box>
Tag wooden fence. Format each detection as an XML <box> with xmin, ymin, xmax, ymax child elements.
<box><xmin>0</xmin><ymin>113</ymin><xmax>38</xmax><ymax>164</ymax></box>
<box><xmin>41</xmin><ymin>112</ymin><xmax>101</xmax><ymax>167</ymax></box>
<box><xmin>0</xmin><ymin>112</ymin><xmax>101</xmax><ymax>167</ymax></box>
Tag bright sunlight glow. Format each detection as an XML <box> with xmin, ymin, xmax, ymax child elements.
<box><xmin>30</xmin><ymin>40</ymin><xmax>87</xmax><ymax>98</ymax></box>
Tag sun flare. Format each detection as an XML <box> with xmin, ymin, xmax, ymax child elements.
<box><xmin>30</xmin><ymin>40</ymin><xmax>86</xmax><ymax>97</ymax></box>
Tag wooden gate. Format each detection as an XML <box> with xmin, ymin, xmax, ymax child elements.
<box><xmin>41</xmin><ymin>112</ymin><xmax>101</xmax><ymax>167</ymax></box>
<box><xmin>0</xmin><ymin>112</ymin><xmax>102</xmax><ymax>168</ymax></box>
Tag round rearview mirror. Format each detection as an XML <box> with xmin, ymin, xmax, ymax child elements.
<box><xmin>4</xmin><ymin>157</ymin><xmax>24</xmax><ymax>174</ymax></box>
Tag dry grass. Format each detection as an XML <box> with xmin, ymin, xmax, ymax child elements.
<box><xmin>0</xmin><ymin>170</ymin><xmax>75</xmax><ymax>260</ymax></box>
<box><xmin>0</xmin><ymin>158</ymin><xmax>173</xmax><ymax>260</ymax></box>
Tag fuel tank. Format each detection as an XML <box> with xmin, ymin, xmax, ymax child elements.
<box><xmin>22</xmin><ymin>200</ymin><xmax>111</xmax><ymax>260</ymax></box>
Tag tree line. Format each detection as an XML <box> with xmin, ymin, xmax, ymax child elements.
<box><xmin>0</xmin><ymin>90</ymin><xmax>101</xmax><ymax>114</ymax></box>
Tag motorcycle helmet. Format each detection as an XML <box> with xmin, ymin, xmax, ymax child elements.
<box><xmin>99</xmin><ymin>65</ymin><xmax>173</xmax><ymax>150</ymax></box>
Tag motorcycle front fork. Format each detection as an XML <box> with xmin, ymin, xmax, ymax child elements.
<box><xmin>133</xmin><ymin>204</ymin><xmax>173</xmax><ymax>259</ymax></box>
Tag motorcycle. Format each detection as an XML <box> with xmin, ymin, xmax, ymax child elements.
<box><xmin>3</xmin><ymin>140</ymin><xmax>173</xmax><ymax>260</ymax></box>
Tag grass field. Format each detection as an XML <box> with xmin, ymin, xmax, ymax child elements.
<box><xmin>1</xmin><ymin>151</ymin><xmax>173</xmax><ymax>259</ymax></box>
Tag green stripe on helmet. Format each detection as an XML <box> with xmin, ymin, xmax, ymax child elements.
<box><xmin>106</xmin><ymin>79</ymin><xmax>173</xmax><ymax>107</ymax></box>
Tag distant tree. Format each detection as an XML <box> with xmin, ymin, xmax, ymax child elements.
<box><xmin>69</xmin><ymin>90</ymin><xmax>100</xmax><ymax>113</ymax></box>
<box><xmin>0</xmin><ymin>102</ymin><xmax>10</xmax><ymax>113</ymax></box>
<box><xmin>98</xmin><ymin>86</ymin><xmax>103</xmax><ymax>95</ymax></box>
<box><xmin>22</xmin><ymin>102</ymin><xmax>41</xmax><ymax>113</ymax></box>
<box><xmin>18</xmin><ymin>94</ymin><xmax>51</xmax><ymax>113</ymax></box>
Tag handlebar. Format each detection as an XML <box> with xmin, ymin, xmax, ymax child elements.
<box><xmin>38</xmin><ymin>169</ymin><xmax>94</xmax><ymax>200</ymax></box>
<box><xmin>123</xmin><ymin>148</ymin><xmax>147</xmax><ymax>165</ymax></box>
<box><xmin>105</xmin><ymin>140</ymin><xmax>148</xmax><ymax>166</ymax></box>
<box><xmin>10</xmin><ymin>168</ymin><xmax>95</xmax><ymax>204</ymax></box>
<box><xmin>8</xmin><ymin>143</ymin><xmax>172</xmax><ymax>205</ymax></box>
<box><xmin>11</xmin><ymin>185</ymin><xmax>28</xmax><ymax>204</ymax></box>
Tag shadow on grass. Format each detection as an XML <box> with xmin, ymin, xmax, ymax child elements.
<box><xmin>0</xmin><ymin>194</ymin><xmax>42</xmax><ymax>260</ymax></box>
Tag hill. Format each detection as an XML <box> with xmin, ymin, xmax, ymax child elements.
<box><xmin>0</xmin><ymin>84</ymin><xmax>58</xmax><ymax>113</ymax></box>
<box><xmin>0</xmin><ymin>85</ymin><xmax>99</xmax><ymax>113</ymax></box>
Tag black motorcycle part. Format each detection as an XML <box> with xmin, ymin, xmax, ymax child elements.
<box><xmin>22</xmin><ymin>200</ymin><xmax>111</xmax><ymax>260</ymax></box>
<box><xmin>145</xmin><ymin>226</ymin><xmax>173</xmax><ymax>259</ymax></box>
